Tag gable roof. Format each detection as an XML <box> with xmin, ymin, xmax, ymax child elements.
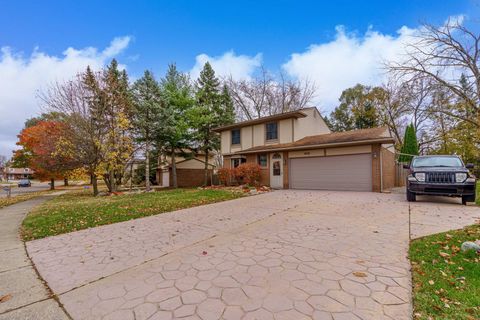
<box><xmin>164</xmin><ymin>157</ymin><xmax>216</xmax><ymax>168</ymax></box>
<box><xmin>229</xmin><ymin>127</ymin><xmax>395</xmax><ymax>154</ymax></box>
<box><xmin>212</xmin><ymin>108</ymin><xmax>312</xmax><ymax>132</ymax></box>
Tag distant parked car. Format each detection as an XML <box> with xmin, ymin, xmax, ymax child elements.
<box><xmin>18</xmin><ymin>179</ymin><xmax>31</xmax><ymax>187</ymax></box>
<box><xmin>404</xmin><ymin>155</ymin><xmax>476</xmax><ymax>205</ymax></box>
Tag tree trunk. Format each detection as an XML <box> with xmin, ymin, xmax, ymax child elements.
<box><xmin>204</xmin><ymin>149</ymin><xmax>209</xmax><ymax>186</ymax></box>
<box><xmin>129</xmin><ymin>162</ymin><xmax>133</xmax><ymax>191</ymax></box>
<box><xmin>92</xmin><ymin>174</ymin><xmax>98</xmax><ymax>196</ymax></box>
<box><xmin>64</xmin><ymin>178</ymin><xmax>68</xmax><ymax>186</ymax></box>
<box><xmin>171</xmin><ymin>151</ymin><xmax>177</xmax><ymax>188</ymax></box>
<box><xmin>145</xmin><ymin>141</ymin><xmax>151</xmax><ymax>191</ymax></box>
<box><xmin>109</xmin><ymin>170</ymin><xmax>116</xmax><ymax>192</ymax></box>
<box><xmin>50</xmin><ymin>178</ymin><xmax>55</xmax><ymax>190</ymax></box>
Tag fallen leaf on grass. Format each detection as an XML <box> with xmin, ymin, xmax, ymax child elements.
<box><xmin>439</xmin><ymin>251</ymin><xmax>450</xmax><ymax>258</ymax></box>
<box><xmin>428</xmin><ymin>280</ymin><xmax>435</xmax><ymax>285</ymax></box>
<box><xmin>0</xmin><ymin>294</ymin><xmax>12</xmax><ymax>303</ymax></box>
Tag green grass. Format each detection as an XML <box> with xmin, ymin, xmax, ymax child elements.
<box><xmin>410</xmin><ymin>224</ymin><xmax>480</xmax><ymax>320</ymax></box>
<box><xmin>22</xmin><ymin>188</ymin><xmax>243</xmax><ymax>241</ymax></box>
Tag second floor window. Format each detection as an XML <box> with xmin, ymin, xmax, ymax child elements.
<box><xmin>266</xmin><ymin>122</ymin><xmax>278</xmax><ymax>140</ymax></box>
<box><xmin>231</xmin><ymin>129</ymin><xmax>241</xmax><ymax>145</ymax></box>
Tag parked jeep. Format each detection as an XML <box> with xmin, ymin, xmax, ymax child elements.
<box><xmin>404</xmin><ymin>155</ymin><xmax>476</xmax><ymax>205</ymax></box>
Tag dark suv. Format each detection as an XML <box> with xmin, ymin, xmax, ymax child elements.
<box><xmin>404</xmin><ymin>155</ymin><xmax>476</xmax><ymax>205</ymax></box>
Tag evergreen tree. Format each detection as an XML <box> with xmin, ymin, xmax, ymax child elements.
<box><xmin>398</xmin><ymin>124</ymin><xmax>419</xmax><ymax>163</ymax></box>
<box><xmin>189</xmin><ymin>63</ymin><xmax>235</xmax><ymax>185</ymax></box>
<box><xmin>131</xmin><ymin>70</ymin><xmax>162</xmax><ymax>191</ymax></box>
<box><xmin>221</xmin><ymin>85</ymin><xmax>236</xmax><ymax>124</ymax></box>
<box><xmin>102</xmin><ymin>59</ymin><xmax>134</xmax><ymax>192</ymax></box>
<box><xmin>81</xmin><ymin>65</ymin><xmax>108</xmax><ymax>196</ymax></box>
<box><xmin>158</xmin><ymin>64</ymin><xmax>194</xmax><ymax>188</ymax></box>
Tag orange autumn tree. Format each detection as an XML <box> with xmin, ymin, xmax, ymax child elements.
<box><xmin>15</xmin><ymin>121</ymin><xmax>78</xmax><ymax>190</ymax></box>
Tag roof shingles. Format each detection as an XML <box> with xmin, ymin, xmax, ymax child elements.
<box><xmin>231</xmin><ymin>127</ymin><xmax>394</xmax><ymax>154</ymax></box>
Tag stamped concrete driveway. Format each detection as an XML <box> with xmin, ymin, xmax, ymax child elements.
<box><xmin>26</xmin><ymin>190</ymin><xmax>480</xmax><ymax>320</ymax></box>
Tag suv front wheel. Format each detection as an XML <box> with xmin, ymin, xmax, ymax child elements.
<box><xmin>462</xmin><ymin>194</ymin><xmax>475</xmax><ymax>205</ymax></box>
<box><xmin>407</xmin><ymin>189</ymin><xmax>416</xmax><ymax>202</ymax></box>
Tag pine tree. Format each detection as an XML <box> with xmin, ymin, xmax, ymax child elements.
<box><xmin>221</xmin><ymin>84</ymin><xmax>235</xmax><ymax>124</ymax></box>
<box><xmin>398</xmin><ymin>124</ymin><xmax>419</xmax><ymax>163</ymax></box>
<box><xmin>132</xmin><ymin>70</ymin><xmax>162</xmax><ymax>191</ymax></box>
<box><xmin>189</xmin><ymin>62</ymin><xmax>236</xmax><ymax>186</ymax></box>
<box><xmin>81</xmin><ymin>66</ymin><xmax>107</xmax><ymax>196</ymax></box>
<box><xmin>102</xmin><ymin>59</ymin><xmax>134</xmax><ymax>192</ymax></box>
<box><xmin>158</xmin><ymin>64</ymin><xmax>194</xmax><ymax>188</ymax></box>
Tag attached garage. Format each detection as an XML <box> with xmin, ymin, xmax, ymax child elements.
<box><xmin>290</xmin><ymin>153</ymin><xmax>372</xmax><ymax>191</ymax></box>
<box><xmin>220</xmin><ymin>126</ymin><xmax>396</xmax><ymax>193</ymax></box>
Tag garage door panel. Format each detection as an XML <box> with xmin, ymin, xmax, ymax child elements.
<box><xmin>290</xmin><ymin>154</ymin><xmax>372</xmax><ymax>191</ymax></box>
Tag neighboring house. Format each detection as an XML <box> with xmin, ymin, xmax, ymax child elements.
<box><xmin>213</xmin><ymin>107</ymin><xmax>396</xmax><ymax>192</ymax></box>
<box><xmin>3</xmin><ymin>167</ymin><xmax>34</xmax><ymax>180</ymax></box>
<box><xmin>156</xmin><ymin>150</ymin><xmax>216</xmax><ymax>188</ymax></box>
<box><xmin>123</xmin><ymin>158</ymin><xmax>145</xmax><ymax>186</ymax></box>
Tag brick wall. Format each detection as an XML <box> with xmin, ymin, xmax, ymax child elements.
<box><xmin>371</xmin><ymin>144</ymin><xmax>381</xmax><ymax>192</ymax></box>
<box><xmin>169</xmin><ymin>168</ymin><xmax>212</xmax><ymax>187</ymax></box>
<box><xmin>381</xmin><ymin>147</ymin><xmax>395</xmax><ymax>190</ymax></box>
<box><xmin>283</xmin><ymin>151</ymin><xmax>289</xmax><ymax>189</ymax></box>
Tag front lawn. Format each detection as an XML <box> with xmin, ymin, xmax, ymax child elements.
<box><xmin>410</xmin><ymin>224</ymin><xmax>480</xmax><ymax>320</ymax></box>
<box><xmin>22</xmin><ymin>188</ymin><xmax>243</xmax><ymax>241</ymax></box>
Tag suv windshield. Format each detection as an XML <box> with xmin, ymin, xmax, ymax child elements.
<box><xmin>19</xmin><ymin>179</ymin><xmax>29</xmax><ymax>183</ymax></box>
<box><xmin>412</xmin><ymin>156</ymin><xmax>463</xmax><ymax>168</ymax></box>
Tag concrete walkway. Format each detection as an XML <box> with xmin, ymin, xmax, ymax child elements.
<box><xmin>0</xmin><ymin>195</ymin><xmax>69</xmax><ymax>320</ymax></box>
<box><xmin>25</xmin><ymin>191</ymin><xmax>480</xmax><ymax>320</ymax></box>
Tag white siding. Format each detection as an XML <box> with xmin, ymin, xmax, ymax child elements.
<box><xmin>293</xmin><ymin>108</ymin><xmax>330</xmax><ymax>141</ymax></box>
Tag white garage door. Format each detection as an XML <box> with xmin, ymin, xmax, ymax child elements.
<box><xmin>290</xmin><ymin>154</ymin><xmax>372</xmax><ymax>191</ymax></box>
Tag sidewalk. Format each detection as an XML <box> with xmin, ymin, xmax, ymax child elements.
<box><xmin>0</xmin><ymin>194</ymin><xmax>69</xmax><ymax>320</ymax></box>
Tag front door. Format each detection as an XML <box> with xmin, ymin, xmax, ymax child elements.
<box><xmin>270</xmin><ymin>152</ymin><xmax>283</xmax><ymax>189</ymax></box>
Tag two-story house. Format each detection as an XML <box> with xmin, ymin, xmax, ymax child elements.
<box><xmin>214</xmin><ymin>107</ymin><xmax>396</xmax><ymax>192</ymax></box>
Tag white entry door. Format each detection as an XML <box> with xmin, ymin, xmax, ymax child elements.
<box><xmin>270</xmin><ymin>152</ymin><xmax>283</xmax><ymax>189</ymax></box>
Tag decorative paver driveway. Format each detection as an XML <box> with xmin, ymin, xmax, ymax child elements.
<box><xmin>27</xmin><ymin>190</ymin><xmax>480</xmax><ymax>320</ymax></box>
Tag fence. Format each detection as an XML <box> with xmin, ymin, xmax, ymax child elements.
<box><xmin>395</xmin><ymin>162</ymin><xmax>409</xmax><ymax>187</ymax></box>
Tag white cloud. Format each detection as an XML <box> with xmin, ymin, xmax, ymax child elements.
<box><xmin>0</xmin><ymin>36</ymin><xmax>131</xmax><ymax>157</ymax></box>
<box><xmin>283</xmin><ymin>25</ymin><xmax>419</xmax><ymax>111</ymax></box>
<box><xmin>190</xmin><ymin>51</ymin><xmax>262</xmax><ymax>81</ymax></box>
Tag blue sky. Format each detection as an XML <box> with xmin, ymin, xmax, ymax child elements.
<box><xmin>1</xmin><ymin>1</ymin><xmax>476</xmax><ymax>74</ymax></box>
<box><xmin>0</xmin><ymin>0</ymin><xmax>478</xmax><ymax>156</ymax></box>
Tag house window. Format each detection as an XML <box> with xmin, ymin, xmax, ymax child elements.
<box><xmin>273</xmin><ymin>161</ymin><xmax>281</xmax><ymax>176</ymax></box>
<box><xmin>231</xmin><ymin>129</ymin><xmax>241</xmax><ymax>145</ymax></box>
<box><xmin>257</xmin><ymin>154</ymin><xmax>267</xmax><ymax>167</ymax></box>
<box><xmin>272</xmin><ymin>153</ymin><xmax>281</xmax><ymax>176</ymax></box>
<box><xmin>231</xmin><ymin>158</ymin><xmax>246</xmax><ymax>168</ymax></box>
<box><xmin>266</xmin><ymin>122</ymin><xmax>278</xmax><ymax>140</ymax></box>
